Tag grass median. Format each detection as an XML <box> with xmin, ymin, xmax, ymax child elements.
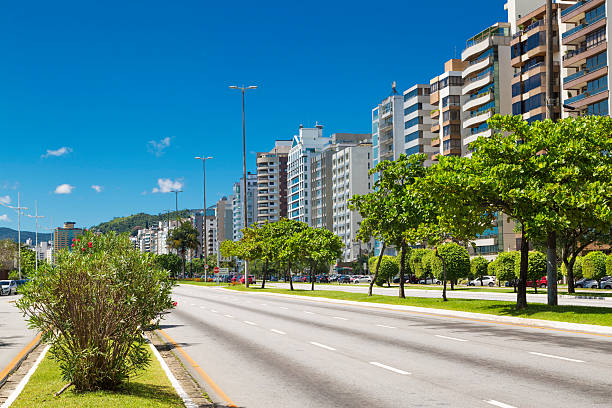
<box><xmin>221</xmin><ymin>286</ymin><xmax>612</xmax><ymax>328</ymax></box>
<box><xmin>11</xmin><ymin>346</ymin><xmax>183</xmax><ymax>408</ymax></box>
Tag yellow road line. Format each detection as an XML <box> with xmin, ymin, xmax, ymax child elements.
<box><xmin>0</xmin><ymin>332</ymin><xmax>42</xmax><ymax>381</ymax></box>
<box><xmin>223</xmin><ymin>288</ymin><xmax>612</xmax><ymax>338</ymax></box>
<box><xmin>156</xmin><ymin>328</ymin><xmax>237</xmax><ymax>407</ymax></box>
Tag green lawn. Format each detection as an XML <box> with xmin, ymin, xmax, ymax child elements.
<box><xmin>176</xmin><ymin>280</ymin><xmax>225</xmax><ymax>286</ymax></box>
<box><xmin>225</xmin><ymin>286</ymin><xmax>612</xmax><ymax>327</ymax></box>
<box><xmin>11</xmin><ymin>347</ymin><xmax>184</xmax><ymax>408</ymax></box>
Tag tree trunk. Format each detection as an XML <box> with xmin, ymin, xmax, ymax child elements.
<box><xmin>435</xmin><ymin>248</ymin><xmax>447</xmax><ymax>302</ymax></box>
<box><xmin>565</xmin><ymin>257</ymin><xmax>575</xmax><ymax>294</ymax></box>
<box><xmin>369</xmin><ymin>243</ymin><xmax>386</xmax><ymax>296</ymax></box>
<box><xmin>399</xmin><ymin>240</ymin><xmax>407</xmax><ymax>299</ymax></box>
<box><xmin>450</xmin><ymin>280</ymin><xmax>454</xmax><ymax>290</ymax></box>
<box><xmin>288</xmin><ymin>262</ymin><xmax>294</xmax><ymax>291</ymax></box>
<box><xmin>262</xmin><ymin>260</ymin><xmax>268</xmax><ymax>289</ymax></box>
<box><xmin>311</xmin><ymin>263</ymin><xmax>315</xmax><ymax>291</ymax></box>
<box><xmin>181</xmin><ymin>250</ymin><xmax>186</xmax><ymax>279</ymax></box>
<box><xmin>517</xmin><ymin>227</ymin><xmax>529</xmax><ymax>310</ymax></box>
<box><xmin>534</xmin><ymin>284</ymin><xmax>538</xmax><ymax>294</ymax></box>
<box><xmin>546</xmin><ymin>230</ymin><xmax>558</xmax><ymax>306</ymax></box>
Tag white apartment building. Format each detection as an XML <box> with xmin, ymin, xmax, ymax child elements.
<box><xmin>402</xmin><ymin>84</ymin><xmax>436</xmax><ymax>165</ymax></box>
<box><xmin>371</xmin><ymin>92</ymin><xmax>404</xmax><ymax>182</ymax></box>
<box><xmin>331</xmin><ymin>142</ymin><xmax>373</xmax><ymax>261</ymax></box>
<box><xmin>232</xmin><ymin>173</ymin><xmax>257</xmax><ymax>240</ymax></box>
<box><xmin>287</xmin><ymin>125</ymin><xmax>330</xmax><ymax>225</ymax></box>
<box><xmin>256</xmin><ymin>140</ymin><xmax>291</xmax><ymax>223</ymax></box>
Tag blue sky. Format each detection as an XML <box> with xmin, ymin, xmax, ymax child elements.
<box><xmin>0</xmin><ymin>0</ymin><xmax>507</xmax><ymax>233</ymax></box>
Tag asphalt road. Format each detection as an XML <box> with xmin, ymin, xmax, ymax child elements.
<box><xmin>164</xmin><ymin>284</ymin><xmax>612</xmax><ymax>408</ymax></box>
<box><xmin>267</xmin><ymin>282</ymin><xmax>612</xmax><ymax>308</ymax></box>
<box><xmin>0</xmin><ymin>295</ymin><xmax>36</xmax><ymax>375</ymax></box>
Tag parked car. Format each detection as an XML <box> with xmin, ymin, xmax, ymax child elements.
<box><xmin>600</xmin><ymin>277</ymin><xmax>612</xmax><ymax>289</ymax></box>
<box><xmin>575</xmin><ymin>278</ymin><xmax>599</xmax><ymax>289</ymax></box>
<box><xmin>526</xmin><ymin>276</ymin><xmax>548</xmax><ymax>288</ymax></box>
<box><xmin>352</xmin><ymin>275</ymin><xmax>371</xmax><ymax>284</ymax></box>
<box><xmin>0</xmin><ymin>280</ymin><xmax>17</xmax><ymax>296</ymax></box>
<box><xmin>239</xmin><ymin>275</ymin><xmax>256</xmax><ymax>284</ymax></box>
<box><xmin>337</xmin><ymin>275</ymin><xmax>351</xmax><ymax>284</ymax></box>
<box><xmin>419</xmin><ymin>277</ymin><xmax>441</xmax><ymax>285</ymax></box>
<box><xmin>269</xmin><ymin>275</ymin><xmax>279</xmax><ymax>282</ymax></box>
<box><xmin>316</xmin><ymin>275</ymin><xmax>329</xmax><ymax>283</ymax></box>
<box><xmin>468</xmin><ymin>276</ymin><xmax>496</xmax><ymax>287</ymax></box>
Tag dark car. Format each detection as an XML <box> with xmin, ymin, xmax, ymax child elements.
<box><xmin>317</xmin><ymin>275</ymin><xmax>329</xmax><ymax>283</ymax></box>
<box><xmin>338</xmin><ymin>275</ymin><xmax>351</xmax><ymax>284</ymax></box>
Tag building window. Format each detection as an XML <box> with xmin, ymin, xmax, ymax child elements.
<box><xmin>405</xmin><ymin>145</ymin><xmax>421</xmax><ymax>156</ymax></box>
<box><xmin>405</xmin><ymin>131</ymin><xmax>422</xmax><ymax>143</ymax></box>
<box><xmin>404</xmin><ymin>103</ymin><xmax>422</xmax><ymax>116</ymax></box>
<box><xmin>587</xmin><ymin>100</ymin><xmax>609</xmax><ymax>116</ymax></box>
<box><xmin>587</xmin><ymin>75</ymin><xmax>607</xmax><ymax>94</ymax></box>
<box><xmin>404</xmin><ymin>116</ymin><xmax>423</xmax><ymax>129</ymax></box>
<box><xmin>443</xmin><ymin>109</ymin><xmax>461</xmax><ymax>121</ymax></box>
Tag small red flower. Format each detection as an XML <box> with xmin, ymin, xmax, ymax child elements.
<box><xmin>81</xmin><ymin>248</ymin><xmax>85</xmax><ymax>251</ymax></box>
<box><xmin>76</xmin><ymin>239</ymin><xmax>80</xmax><ymax>242</ymax></box>
<box><xmin>72</xmin><ymin>238</ymin><xmax>76</xmax><ymax>242</ymax></box>
<box><xmin>88</xmin><ymin>242</ymin><xmax>93</xmax><ymax>248</ymax></box>
<box><xmin>71</xmin><ymin>244</ymin><xmax>75</xmax><ymax>247</ymax></box>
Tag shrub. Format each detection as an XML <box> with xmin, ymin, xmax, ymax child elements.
<box><xmin>420</xmin><ymin>250</ymin><xmax>437</xmax><ymax>278</ymax></box>
<box><xmin>430</xmin><ymin>243</ymin><xmax>470</xmax><ymax>283</ymax></box>
<box><xmin>606</xmin><ymin>254</ymin><xmax>612</xmax><ymax>277</ymax></box>
<box><xmin>409</xmin><ymin>249</ymin><xmax>430</xmax><ymax>278</ymax></box>
<box><xmin>17</xmin><ymin>232</ymin><xmax>175</xmax><ymax>391</ymax></box>
<box><xmin>582</xmin><ymin>251</ymin><xmax>607</xmax><ymax>282</ymax></box>
<box><xmin>375</xmin><ymin>256</ymin><xmax>399</xmax><ymax>286</ymax></box>
<box><xmin>514</xmin><ymin>251</ymin><xmax>546</xmax><ymax>287</ymax></box>
<box><xmin>494</xmin><ymin>251</ymin><xmax>519</xmax><ymax>284</ymax></box>
<box><xmin>470</xmin><ymin>256</ymin><xmax>489</xmax><ymax>281</ymax></box>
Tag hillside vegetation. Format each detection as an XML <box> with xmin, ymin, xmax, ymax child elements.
<box><xmin>91</xmin><ymin>210</ymin><xmax>195</xmax><ymax>235</ymax></box>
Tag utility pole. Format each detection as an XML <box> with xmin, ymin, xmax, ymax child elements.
<box><xmin>229</xmin><ymin>84</ymin><xmax>258</xmax><ymax>287</ymax></box>
<box><xmin>26</xmin><ymin>201</ymin><xmax>45</xmax><ymax>271</ymax></box>
<box><xmin>171</xmin><ymin>190</ymin><xmax>182</xmax><ymax>218</ymax></box>
<box><xmin>545</xmin><ymin>0</ymin><xmax>558</xmax><ymax>306</ymax></box>
<box><xmin>6</xmin><ymin>193</ymin><xmax>29</xmax><ymax>279</ymax></box>
<box><xmin>195</xmin><ymin>156</ymin><xmax>213</xmax><ymax>280</ymax></box>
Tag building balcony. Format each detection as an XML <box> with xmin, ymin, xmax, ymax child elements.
<box><xmin>430</xmin><ymin>109</ymin><xmax>440</xmax><ymax>119</ymax></box>
<box><xmin>463</xmin><ymin>91</ymin><xmax>494</xmax><ymax>112</ymax></box>
<box><xmin>430</xmin><ymin>91</ymin><xmax>440</xmax><ymax>106</ymax></box>
<box><xmin>463</xmin><ymin>128</ymin><xmax>492</xmax><ymax>146</ymax></box>
<box><xmin>463</xmin><ymin>109</ymin><xmax>494</xmax><ymax>129</ymax></box>
<box><xmin>442</xmin><ymin>148</ymin><xmax>462</xmax><ymax>156</ymax></box>
<box><xmin>562</xmin><ymin>15</ymin><xmax>606</xmax><ymax>45</ymax></box>
<box><xmin>463</xmin><ymin>73</ymin><xmax>493</xmax><ymax>95</ymax></box>
<box><xmin>564</xmin><ymin>65</ymin><xmax>607</xmax><ymax>90</ymax></box>
<box><xmin>431</xmin><ymin>137</ymin><xmax>441</xmax><ymax>147</ymax></box>
<box><xmin>462</xmin><ymin>55</ymin><xmax>493</xmax><ymax>78</ymax></box>
<box><xmin>565</xmin><ymin>88</ymin><xmax>608</xmax><ymax>108</ymax></box>
<box><xmin>563</xmin><ymin>40</ymin><xmax>607</xmax><ymax>68</ymax></box>
<box><xmin>562</xmin><ymin>0</ymin><xmax>605</xmax><ymax>23</ymax></box>
<box><xmin>431</xmin><ymin>123</ymin><xmax>440</xmax><ymax>133</ymax></box>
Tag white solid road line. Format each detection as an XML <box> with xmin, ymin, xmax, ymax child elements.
<box><xmin>369</xmin><ymin>362</ymin><xmax>410</xmax><ymax>375</ymax></box>
<box><xmin>270</xmin><ymin>329</ymin><xmax>286</xmax><ymax>335</ymax></box>
<box><xmin>484</xmin><ymin>399</ymin><xmax>517</xmax><ymax>408</ymax></box>
<box><xmin>332</xmin><ymin>316</ymin><xmax>348</xmax><ymax>320</ymax></box>
<box><xmin>243</xmin><ymin>320</ymin><xmax>257</xmax><ymax>326</ymax></box>
<box><xmin>528</xmin><ymin>352</ymin><xmax>584</xmax><ymax>363</ymax></box>
<box><xmin>260</xmin><ymin>303</ymin><xmax>267</xmax><ymax>306</ymax></box>
<box><xmin>309</xmin><ymin>341</ymin><xmax>336</xmax><ymax>351</ymax></box>
<box><xmin>435</xmin><ymin>334</ymin><xmax>468</xmax><ymax>342</ymax></box>
<box><xmin>200</xmin><ymin>306</ymin><xmax>206</xmax><ymax>309</ymax></box>
<box><xmin>279</xmin><ymin>306</ymin><xmax>289</xmax><ymax>310</ymax></box>
<box><xmin>376</xmin><ymin>324</ymin><xmax>397</xmax><ymax>329</ymax></box>
<box><xmin>224</xmin><ymin>314</ymin><xmax>234</xmax><ymax>318</ymax></box>
<box><xmin>304</xmin><ymin>311</ymin><xmax>316</xmax><ymax>315</ymax></box>
<box><xmin>210</xmin><ymin>309</ymin><xmax>219</xmax><ymax>313</ymax></box>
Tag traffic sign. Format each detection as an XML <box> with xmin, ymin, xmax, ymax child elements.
<box><xmin>214</xmin><ymin>266</ymin><xmax>220</xmax><ymax>273</ymax></box>
<box><xmin>204</xmin><ymin>264</ymin><xmax>209</xmax><ymax>270</ymax></box>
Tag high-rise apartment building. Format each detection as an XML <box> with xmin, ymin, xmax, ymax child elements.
<box><xmin>371</xmin><ymin>93</ymin><xmax>404</xmax><ymax>173</ymax></box>
<box><xmin>287</xmin><ymin>125</ymin><xmax>330</xmax><ymax>225</ymax></box>
<box><xmin>402</xmin><ymin>84</ymin><xmax>436</xmax><ymax>165</ymax></box>
<box><xmin>216</xmin><ymin>196</ymin><xmax>234</xmax><ymax>242</ymax></box>
<box><xmin>462</xmin><ymin>22</ymin><xmax>513</xmax><ymax>155</ymax></box>
<box><xmin>331</xmin><ymin>141</ymin><xmax>373</xmax><ymax>261</ymax></box>
<box><xmin>53</xmin><ymin>222</ymin><xmax>83</xmax><ymax>252</ymax></box>
<box><xmin>256</xmin><ymin>140</ymin><xmax>291</xmax><ymax>223</ymax></box>
<box><xmin>232</xmin><ymin>173</ymin><xmax>257</xmax><ymax>240</ymax></box>
<box><xmin>311</xmin><ymin>133</ymin><xmax>371</xmax><ymax>231</ymax></box>
<box><xmin>193</xmin><ymin>208</ymin><xmax>217</xmax><ymax>258</ymax></box>
<box><xmin>561</xmin><ymin>0</ymin><xmax>609</xmax><ymax>116</ymax></box>
<box><xmin>429</xmin><ymin>60</ymin><xmax>467</xmax><ymax>159</ymax></box>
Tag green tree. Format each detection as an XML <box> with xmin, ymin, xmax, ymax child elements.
<box><xmin>155</xmin><ymin>253</ymin><xmax>182</xmax><ymax>278</ymax></box>
<box><xmin>494</xmin><ymin>251</ymin><xmax>519</xmax><ymax>291</ymax></box>
<box><xmin>420</xmin><ymin>250</ymin><xmax>436</xmax><ymax>279</ymax></box>
<box><xmin>374</xmin><ymin>256</ymin><xmax>399</xmax><ymax>287</ymax></box>
<box><xmin>431</xmin><ymin>243</ymin><xmax>470</xmax><ymax>290</ymax></box>
<box><xmin>606</xmin><ymin>254</ymin><xmax>612</xmax><ymax>278</ymax></box>
<box><xmin>562</xmin><ymin>256</ymin><xmax>583</xmax><ymax>282</ymax></box>
<box><xmin>289</xmin><ymin>227</ymin><xmax>343</xmax><ymax>290</ymax></box>
<box><xmin>514</xmin><ymin>251</ymin><xmax>546</xmax><ymax>293</ymax></box>
<box><xmin>409</xmin><ymin>249</ymin><xmax>430</xmax><ymax>279</ymax></box>
<box><xmin>167</xmin><ymin>222</ymin><xmax>199</xmax><ymax>278</ymax></box>
<box><xmin>17</xmin><ymin>231</ymin><xmax>174</xmax><ymax>391</ymax></box>
<box><xmin>582</xmin><ymin>251</ymin><xmax>607</xmax><ymax>283</ymax></box>
<box><xmin>470</xmin><ymin>256</ymin><xmax>490</xmax><ymax>285</ymax></box>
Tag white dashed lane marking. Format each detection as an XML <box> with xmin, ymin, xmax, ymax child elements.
<box><xmin>369</xmin><ymin>362</ymin><xmax>410</xmax><ymax>375</ymax></box>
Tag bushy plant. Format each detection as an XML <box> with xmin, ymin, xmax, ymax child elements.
<box><xmin>431</xmin><ymin>243</ymin><xmax>470</xmax><ymax>284</ymax></box>
<box><xmin>470</xmin><ymin>256</ymin><xmax>489</xmax><ymax>281</ymax></box>
<box><xmin>409</xmin><ymin>249</ymin><xmax>429</xmax><ymax>278</ymax></box>
<box><xmin>493</xmin><ymin>251</ymin><xmax>519</xmax><ymax>285</ymax></box>
<box><xmin>156</xmin><ymin>253</ymin><xmax>182</xmax><ymax>278</ymax></box>
<box><xmin>582</xmin><ymin>251</ymin><xmax>607</xmax><ymax>282</ymax></box>
<box><xmin>514</xmin><ymin>251</ymin><xmax>546</xmax><ymax>289</ymax></box>
<box><xmin>420</xmin><ymin>250</ymin><xmax>436</xmax><ymax>278</ymax></box>
<box><xmin>17</xmin><ymin>232</ymin><xmax>175</xmax><ymax>391</ymax></box>
<box><xmin>606</xmin><ymin>254</ymin><xmax>612</xmax><ymax>277</ymax></box>
<box><xmin>374</xmin><ymin>255</ymin><xmax>399</xmax><ymax>287</ymax></box>
<box><xmin>561</xmin><ymin>256</ymin><xmax>583</xmax><ymax>281</ymax></box>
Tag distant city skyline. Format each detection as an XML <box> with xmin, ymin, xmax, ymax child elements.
<box><xmin>0</xmin><ymin>0</ymin><xmax>507</xmax><ymax>231</ymax></box>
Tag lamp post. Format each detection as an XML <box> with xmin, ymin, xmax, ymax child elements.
<box><xmin>229</xmin><ymin>84</ymin><xmax>257</xmax><ymax>287</ymax></box>
<box><xmin>195</xmin><ymin>156</ymin><xmax>213</xmax><ymax>281</ymax></box>
<box><xmin>4</xmin><ymin>193</ymin><xmax>29</xmax><ymax>279</ymax></box>
<box><xmin>26</xmin><ymin>201</ymin><xmax>45</xmax><ymax>271</ymax></box>
<box><xmin>170</xmin><ymin>190</ymin><xmax>182</xmax><ymax>220</ymax></box>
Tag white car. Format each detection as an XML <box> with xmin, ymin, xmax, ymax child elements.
<box><xmin>468</xmin><ymin>276</ymin><xmax>496</xmax><ymax>287</ymax></box>
<box><xmin>418</xmin><ymin>277</ymin><xmax>441</xmax><ymax>285</ymax></box>
<box><xmin>352</xmin><ymin>275</ymin><xmax>372</xmax><ymax>284</ymax></box>
<box><xmin>0</xmin><ymin>280</ymin><xmax>17</xmax><ymax>296</ymax></box>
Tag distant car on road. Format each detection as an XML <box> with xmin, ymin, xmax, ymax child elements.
<box><xmin>599</xmin><ymin>277</ymin><xmax>612</xmax><ymax>289</ymax></box>
<box><xmin>419</xmin><ymin>277</ymin><xmax>441</xmax><ymax>285</ymax></box>
<box><xmin>468</xmin><ymin>276</ymin><xmax>496</xmax><ymax>287</ymax></box>
<box><xmin>0</xmin><ymin>280</ymin><xmax>17</xmax><ymax>296</ymax></box>
<box><xmin>575</xmin><ymin>278</ymin><xmax>599</xmax><ymax>289</ymax></box>
<box><xmin>337</xmin><ymin>275</ymin><xmax>351</xmax><ymax>284</ymax></box>
<box><xmin>316</xmin><ymin>275</ymin><xmax>329</xmax><ymax>283</ymax></box>
<box><xmin>239</xmin><ymin>275</ymin><xmax>256</xmax><ymax>284</ymax></box>
<box><xmin>526</xmin><ymin>276</ymin><xmax>548</xmax><ymax>288</ymax></box>
<box><xmin>352</xmin><ymin>276</ymin><xmax>371</xmax><ymax>284</ymax></box>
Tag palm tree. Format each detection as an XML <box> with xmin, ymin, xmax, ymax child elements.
<box><xmin>168</xmin><ymin>222</ymin><xmax>199</xmax><ymax>278</ymax></box>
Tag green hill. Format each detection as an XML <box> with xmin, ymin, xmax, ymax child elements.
<box><xmin>91</xmin><ymin>210</ymin><xmax>196</xmax><ymax>235</ymax></box>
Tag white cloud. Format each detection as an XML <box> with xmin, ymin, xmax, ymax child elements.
<box><xmin>152</xmin><ymin>178</ymin><xmax>183</xmax><ymax>193</ymax></box>
<box><xmin>0</xmin><ymin>214</ymin><xmax>9</xmax><ymax>222</ymax></box>
<box><xmin>0</xmin><ymin>195</ymin><xmax>10</xmax><ymax>205</ymax></box>
<box><xmin>42</xmin><ymin>147</ymin><xmax>73</xmax><ymax>158</ymax></box>
<box><xmin>91</xmin><ymin>185</ymin><xmax>103</xmax><ymax>193</ymax></box>
<box><xmin>147</xmin><ymin>137</ymin><xmax>172</xmax><ymax>157</ymax></box>
<box><xmin>54</xmin><ymin>184</ymin><xmax>75</xmax><ymax>194</ymax></box>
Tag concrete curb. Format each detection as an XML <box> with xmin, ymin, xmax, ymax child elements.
<box><xmin>0</xmin><ymin>345</ymin><xmax>49</xmax><ymax>408</ymax></box>
<box><xmin>0</xmin><ymin>334</ymin><xmax>42</xmax><ymax>390</ymax></box>
<box><xmin>218</xmin><ymin>287</ymin><xmax>612</xmax><ymax>336</ymax></box>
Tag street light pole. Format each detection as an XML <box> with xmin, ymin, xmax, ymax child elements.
<box><xmin>195</xmin><ymin>156</ymin><xmax>213</xmax><ymax>280</ymax></box>
<box><xmin>170</xmin><ymin>190</ymin><xmax>183</xmax><ymax>220</ymax></box>
<box><xmin>229</xmin><ymin>84</ymin><xmax>257</xmax><ymax>288</ymax></box>
<box><xmin>6</xmin><ymin>193</ymin><xmax>29</xmax><ymax>280</ymax></box>
<box><xmin>26</xmin><ymin>201</ymin><xmax>45</xmax><ymax>271</ymax></box>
